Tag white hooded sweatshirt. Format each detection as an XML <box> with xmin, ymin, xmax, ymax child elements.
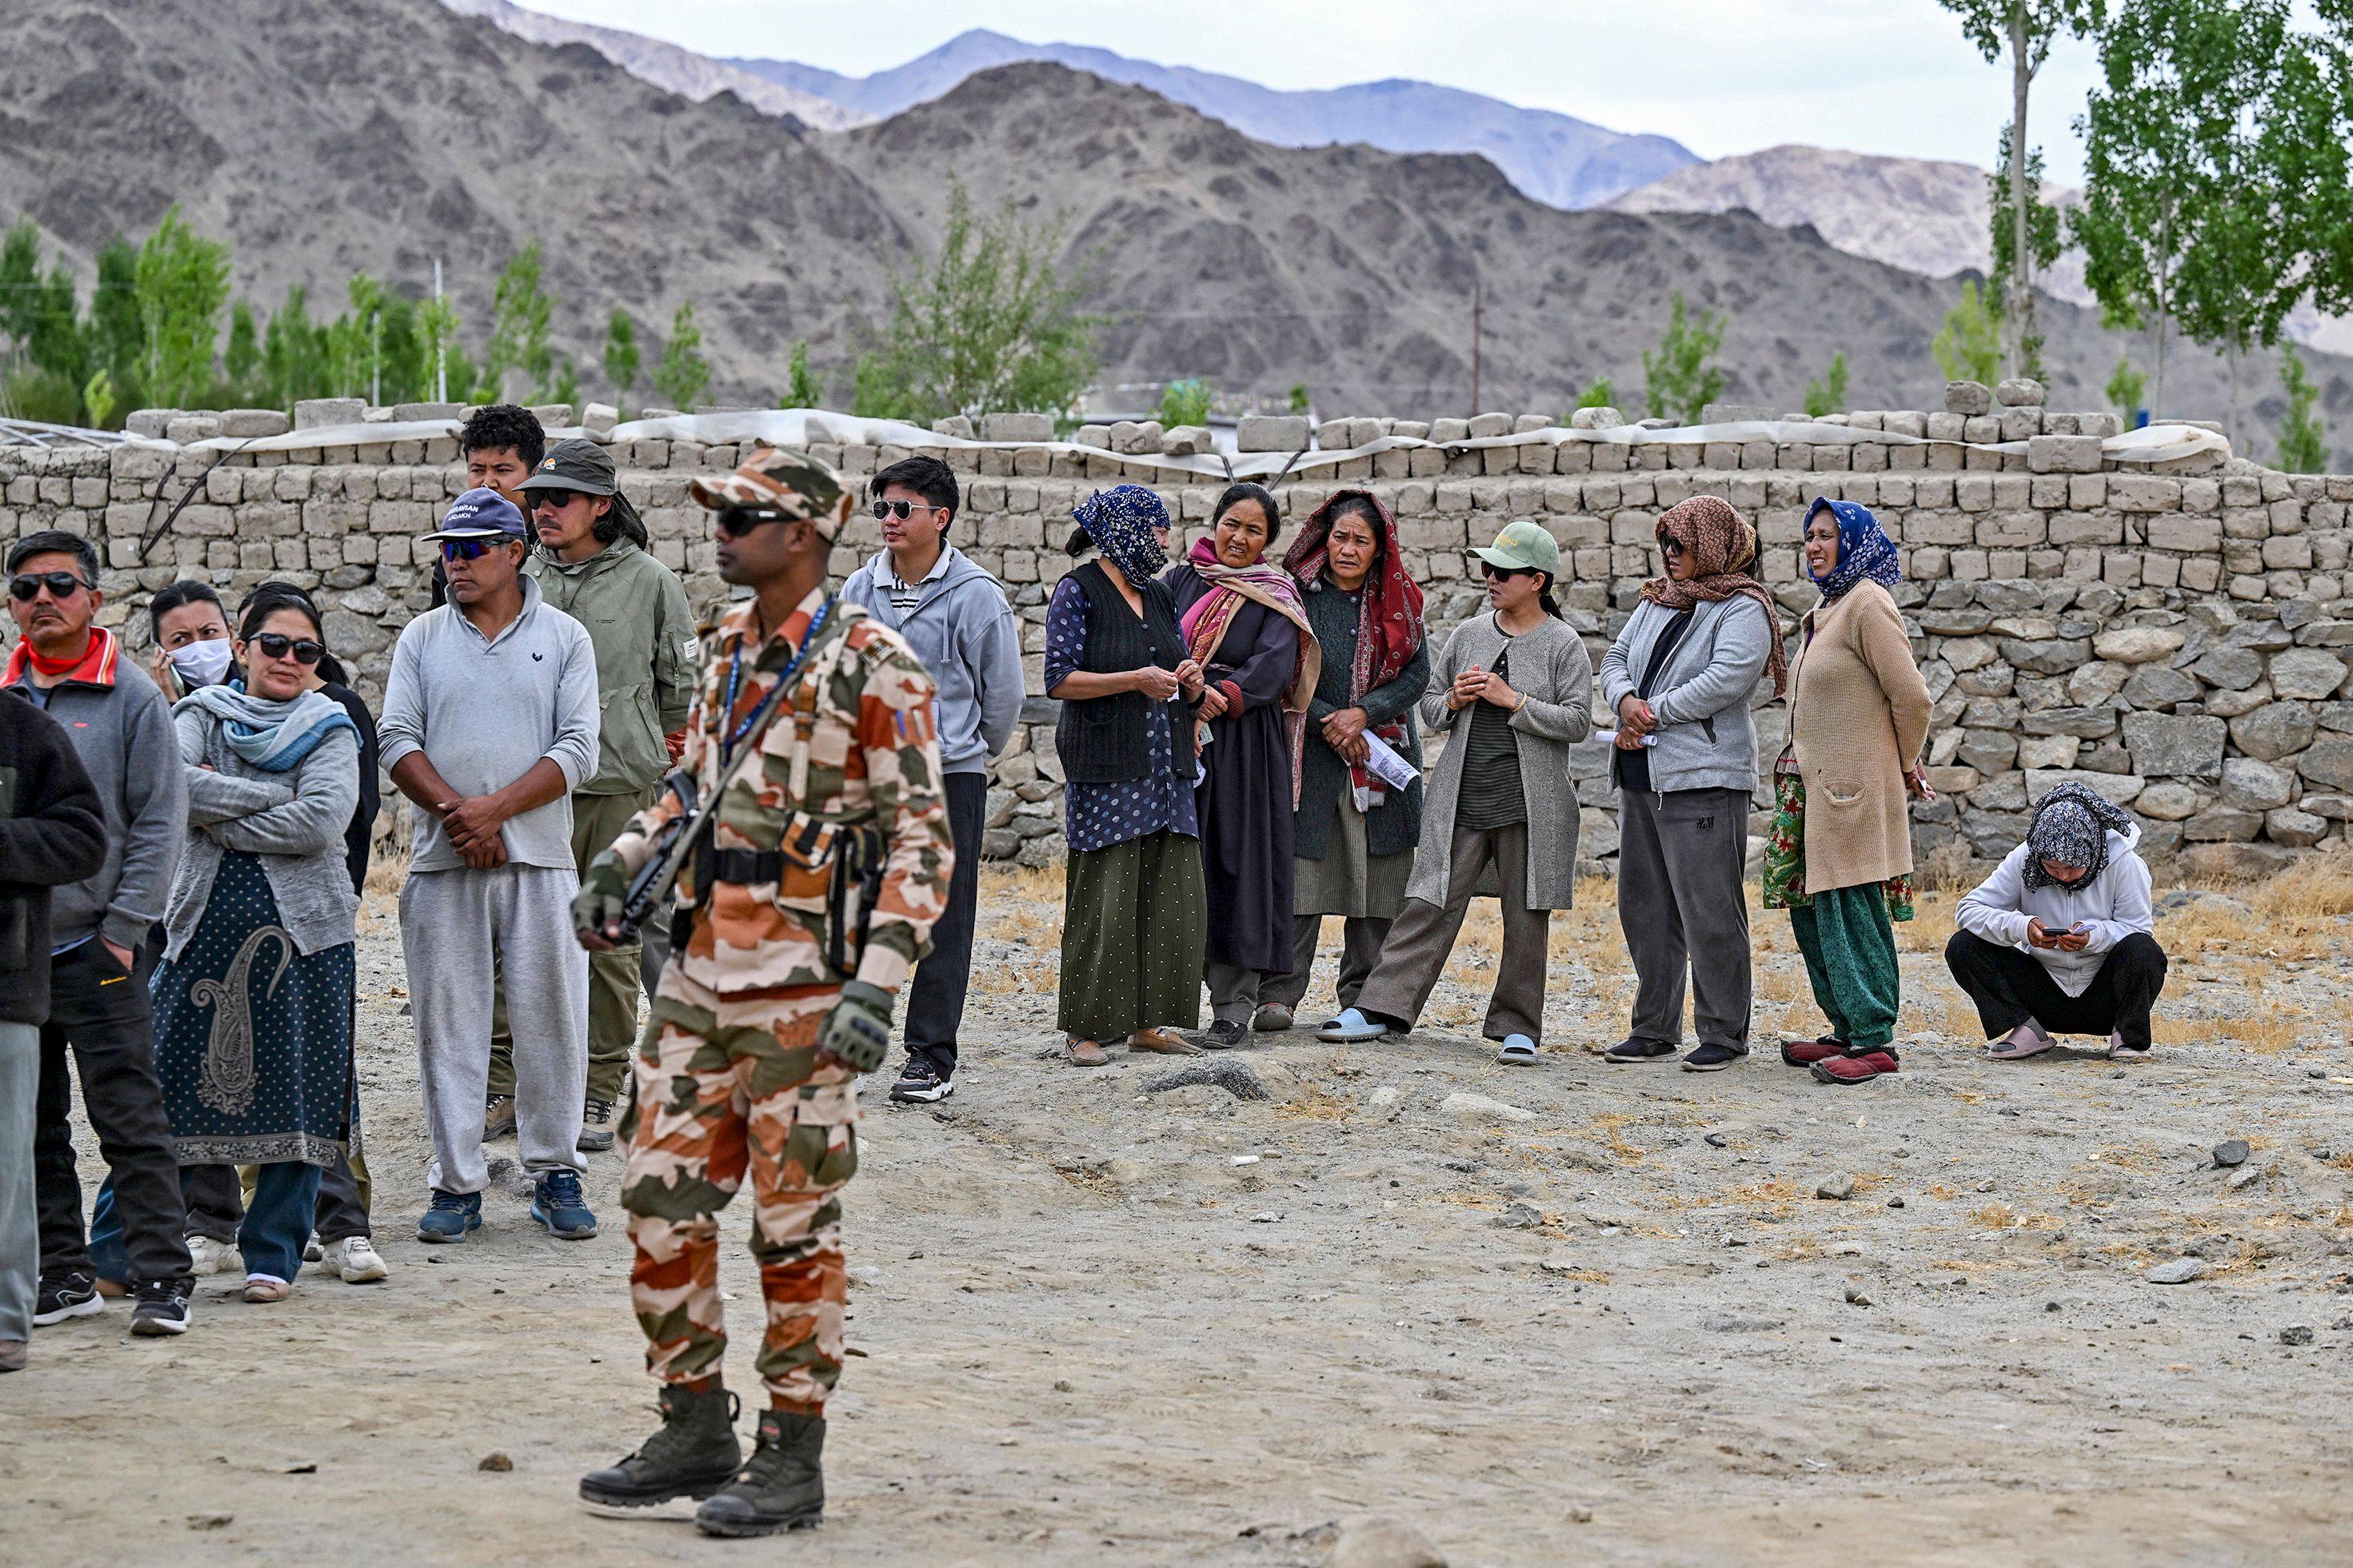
<box><xmin>1953</xmin><ymin>824</ymin><xmax>2155</xmax><ymax>997</ymax></box>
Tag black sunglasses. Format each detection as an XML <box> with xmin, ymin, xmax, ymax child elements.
<box><xmin>716</xmin><ymin>505</ymin><xmax>793</xmax><ymax>538</ymax></box>
<box><xmin>1480</xmin><ymin>562</ymin><xmax>1534</xmax><ymax>581</ymax></box>
<box><xmin>1660</xmin><ymin>537</ymin><xmax>1687</xmax><ymax>557</ymax></box>
<box><xmin>871</xmin><ymin>499</ymin><xmax>941</xmax><ymax>521</ymax></box>
<box><xmin>439</xmin><ymin>537</ymin><xmax>511</xmax><ymax>562</ymax></box>
<box><xmin>530</xmin><ymin>487</ymin><xmax>589</xmax><ymax>511</ymax></box>
<box><xmin>9</xmin><ymin>571</ymin><xmax>90</xmax><ymax>602</ymax></box>
<box><xmin>250</xmin><ymin>632</ymin><xmax>325</xmax><ymax>665</ymax></box>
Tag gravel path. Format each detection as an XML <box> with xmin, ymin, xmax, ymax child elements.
<box><xmin>5</xmin><ymin>873</ymin><xmax>2350</xmax><ymax>1565</ymax></box>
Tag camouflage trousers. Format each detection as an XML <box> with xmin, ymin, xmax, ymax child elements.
<box><xmin>621</xmin><ymin>964</ymin><xmax>857</xmax><ymax>1414</ymax></box>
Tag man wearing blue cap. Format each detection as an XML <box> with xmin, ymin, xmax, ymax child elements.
<box><xmin>378</xmin><ymin>489</ymin><xmax>602</xmax><ymax>1246</ymax></box>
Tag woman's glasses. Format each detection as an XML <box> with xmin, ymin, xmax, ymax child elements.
<box><xmin>8</xmin><ymin>571</ymin><xmax>90</xmax><ymax>601</ymax></box>
<box><xmin>1480</xmin><ymin>562</ymin><xmax>1533</xmax><ymax>581</ymax></box>
<box><xmin>1660</xmin><ymin>537</ymin><xmax>1687</xmax><ymax>558</ymax></box>
<box><xmin>250</xmin><ymin>633</ymin><xmax>325</xmax><ymax>666</ymax></box>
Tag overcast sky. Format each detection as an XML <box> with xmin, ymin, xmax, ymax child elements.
<box><xmin>523</xmin><ymin>0</ymin><xmax>2111</xmax><ymax>184</ymax></box>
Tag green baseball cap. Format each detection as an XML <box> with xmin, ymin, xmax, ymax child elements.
<box><xmin>518</xmin><ymin>438</ymin><xmax>620</xmax><ymax>497</ymax></box>
<box><xmin>1471</xmin><ymin>519</ymin><xmax>1561</xmax><ymax>577</ymax></box>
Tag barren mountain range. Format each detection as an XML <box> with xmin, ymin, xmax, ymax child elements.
<box><xmin>2</xmin><ymin>0</ymin><xmax>2343</xmax><ymax>461</ymax></box>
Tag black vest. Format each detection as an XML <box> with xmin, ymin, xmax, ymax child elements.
<box><xmin>1055</xmin><ymin>561</ymin><xmax>1196</xmax><ymax>784</ymax></box>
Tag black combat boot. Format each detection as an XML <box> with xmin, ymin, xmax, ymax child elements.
<box><xmin>579</xmin><ymin>1382</ymin><xmax>742</xmax><ymax>1507</ymax></box>
<box><xmin>694</xmin><ymin>1409</ymin><xmax>825</xmax><ymax>1536</ymax></box>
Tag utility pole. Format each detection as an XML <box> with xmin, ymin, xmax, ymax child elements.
<box><xmin>433</xmin><ymin>257</ymin><xmax>447</xmax><ymax>404</ymax></box>
<box><xmin>1468</xmin><ymin>274</ymin><xmax>1483</xmax><ymax>417</ymax></box>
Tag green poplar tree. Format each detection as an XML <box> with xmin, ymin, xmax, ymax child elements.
<box><xmin>1804</xmin><ymin>353</ymin><xmax>1850</xmax><ymax>418</ymax></box>
<box><xmin>1932</xmin><ymin>281</ymin><xmax>2004</xmax><ymax>386</ymax></box>
<box><xmin>130</xmin><ymin>204</ymin><xmax>231</xmax><ymax>407</ymax></box>
<box><xmin>482</xmin><ymin>241</ymin><xmax>556</xmax><ymax>403</ymax></box>
<box><xmin>2276</xmin><ymin>345</ymin><xmax>2327</xmax><ymax>473</ymax></box>
<box><xmin>602</xmin><ymin>309</ymin><xmax>639</xmax><ymax>407</ymax></box>
<box><xmin>1640</xmin><ymin>293</ymin><xmax>1726</xmax><ymax>425</ymax></box>
<box><xmin>784</xmin><ymin>339</ymin><xmax>821</xmax><ymax>409</ymax></box>
<box><xmin>653</xmin><ymin>299</ymin><xmax>711</xmax><ymax>411</ymax></box>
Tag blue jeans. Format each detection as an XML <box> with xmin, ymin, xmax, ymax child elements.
<box><xmin>90</xmin><ymin>1161</ymin><xmax>323</xmax><ymax>1285</ymax></box>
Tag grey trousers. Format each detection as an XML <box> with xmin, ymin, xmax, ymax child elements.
<box><xmin>401</xmin><ymin>864</ymin><xmax>588</xmax><ymax>1194</ymax></box>
<box><xmin>1617</xmin><ymin>787</ymin><xmax>1753</xmax><ymax>1052</ymax></box>
<box><xmin>1205</xmin><ymin>961</ymin><xmax>1294</xmax><ymax>1025</ymax></box>
<box><xmin>1261</xmin><ymin>914</ymin><xmax>1392</xmax><ymax>1017</ymax></box>
<box><xmin>0</xmin><ymin>1021</ymin><xmax>35</xmax><ymax>1343</ymax></box>
<box><xmin>1353</xmin><ymin>822</ymin><xmax>1549</xmax><ymax>1044</ymax></box>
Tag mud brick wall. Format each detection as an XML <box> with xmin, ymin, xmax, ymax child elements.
<box><xmin>6</xmin><ymin>381</ymin><xmax>2348</xmax><ymax>879</ymax></box>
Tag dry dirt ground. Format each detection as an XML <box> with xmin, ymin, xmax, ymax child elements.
<box><xmin>6</xmin><ymin>864</ymin><xmax>2353</xmax><ymax>1566</ymax></box>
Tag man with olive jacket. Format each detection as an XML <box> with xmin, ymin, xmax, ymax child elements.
<box><xmin>481</xmin><ymin>439</ymin><xmax>698</xmax><ymax>1152</ymax></box>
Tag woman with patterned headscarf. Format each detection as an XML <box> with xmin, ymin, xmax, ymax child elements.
<box><xmin>1948</xmin><ymin>782</ymin><xmax>2166</xmax><ymax>1061</ymax></box>
<box><xmin>1772</xmin><ymin>498</ymin><xmax>1935</xmax><ymax>1086</ymax></box>
<box><xmin>1256</xmin><ymin>490</ymin><xmax>1430</xmax><ymax>1033</ymax></box>
<box><xmin>1046</xmin><ymin>486</ymin><xmax>1213</xmax><ymax>1067</ymax></box>
<box><xmin>1600</xmin><ymin>497</ymin><xmax>1784</xmax><ymax>1072</ymax></box>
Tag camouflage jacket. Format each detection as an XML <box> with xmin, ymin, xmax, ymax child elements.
<box><xmin>606</xmin><ymin>585</ymin><xmax>953</xmax><ymax>1001</ymax></box>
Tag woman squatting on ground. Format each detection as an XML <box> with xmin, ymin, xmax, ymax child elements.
<box><xmin>1948</xmin><ymin>781</ymin><xmax>2167</xmax><ymax>1062</ymax></box>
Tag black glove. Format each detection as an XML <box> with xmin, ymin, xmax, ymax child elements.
<box><xmin>573</xmin><ymin>852</ymin><xmax>629</xmax><ymax>948</ymax></box>
<box><xmin>818</xmin><ymin>980</ymin><xmax>895</xmax><ymax>1074</ymax></box>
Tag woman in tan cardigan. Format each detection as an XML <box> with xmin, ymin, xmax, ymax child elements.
<box><xmin>1778</xmin><ymin>499</ymin><xmax>1933</xmax><ymax>1085</ymax></box>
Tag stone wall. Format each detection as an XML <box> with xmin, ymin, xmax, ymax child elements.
<box><xmin>9</xmin><ymin>380</ymin><xmax>2351</xmax><ymax>880</ymax></box>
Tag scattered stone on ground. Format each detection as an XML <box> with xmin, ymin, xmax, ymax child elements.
<box><xmin>1439</xmin><ymin>1091</ymin><xmax>1536</xmax><ymax>1123</ymax></box>
<box><xmin>1816</xmin><ymin>1172</ymin><xmax>1856</xmax><ymax>1200</ymax></box>
<box><xmin>1138</xmin><ymin>1059</ymin><xmax>1268</xmax><ymax>1100</ymax></box>
<box><xmin>2148</xmin><ymin>1258</ymin><xmax>2210</xmax><ymax>1285</ymax></box>
<box><xmin>2280</xmin><ymin>1325</ymin><xmax>2315</xmax><ymax>1347</ymax></box>
<box><xmin>477</xmin><ymin>1452</ymin><xmax>513</xmax><ymax>1472</ymax></box>
<box><xmin>2213</xmin><ymin>1139</ymin><xmax>2251</xmax><ymax>1167</ymax></box>
<box><xmin>1332</xmin><ymin>1514</ymin><xmax>1448</xmax><ymax>1568</ymax></box>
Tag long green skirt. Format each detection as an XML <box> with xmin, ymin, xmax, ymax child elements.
<box><xmin>1059</xmin><ymin>828</ymin><xmax>1208</xmax><ymax>1040</ymax></box>
<box><xmin>1788</xmin><ymin>884</ymin><xmax>1902</xmax><ymax>1051</ymax></box>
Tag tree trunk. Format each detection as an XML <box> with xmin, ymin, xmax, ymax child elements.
<box><xmin>2227</xmin><ymin>339</ymin><xmax>2240</xmax><ymax>452</ymax></box>
<box><xmin>2153</xmin><ymin>313</ymin><xmax>2168</xmax><ymax>420</ymax></box>
<box><xmin>2008</xmin><ymin>7</ymin><xmax>2034</xmax><ymax>379</ymax></box>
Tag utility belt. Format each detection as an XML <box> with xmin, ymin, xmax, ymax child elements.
<box><xmin>676</xmin><ymin>619</ymin><xmax>888</xmax><ymax>977</ymax></box>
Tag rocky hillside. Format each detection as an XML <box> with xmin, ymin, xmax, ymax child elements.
<box><xmin>1</xmin><ymin>0</ymin><xmax>2342</xmax><ymax>457</ymax></box>
<box><xmin>438</xmin><ymin>0</ymin><xmax>870</xmax><ymax>130</ymax></box>
<box><xmin>731</xmin><ymin>27</ymin><xmax>1699</xmax><ymax>210</ymax></box>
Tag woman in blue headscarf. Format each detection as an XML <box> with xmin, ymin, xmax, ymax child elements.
<box><xmin>1045</xmin><ymin>486</ymin><xmax>1213</xmax><ymax>1066</ymax></box>
<box><xmin>1766</xmin><ymin>499</ymin><xmax>1933</xmax><ymax>1087</ymax></box>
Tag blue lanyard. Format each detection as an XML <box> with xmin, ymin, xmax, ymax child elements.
<box><xmin>720</xmin><ymin>596</ymin><xmax>834</xmax><ymax>767</ymax></box>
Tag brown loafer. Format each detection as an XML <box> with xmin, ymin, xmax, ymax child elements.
<box><xmin>1065</xmin><ymin>1038</ymin><xmax>1112</xmax><ymax>1067</ymax></box>
<box><xmin>1127</xmin><ymin>1028</ymin><xmax>1203</xmax><ymax>1055</ymax></box>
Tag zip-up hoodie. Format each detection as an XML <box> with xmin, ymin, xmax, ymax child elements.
<box><xmin>1955</xmin><ymin>823</ymin><xmax>2153</xmax><ymax>997</ymax></box>
<box><xmin>0</xmin><ymin>695</ymin><xmax>107</xmax><ymax>1023</ymax></box>
<box><xmin>841</xmin><ymin>545</ymin><xmax>1024</xmax><ymax>775</ymax></box>
<box><xmin>525</xmin><ymin>537</ymin><xmax>697</xmax><ymax>796</ymax></box>
<box><xmin>0</xmin><ymin>628</ymin><xmax>186</xmax><ymax>953</ymax></box>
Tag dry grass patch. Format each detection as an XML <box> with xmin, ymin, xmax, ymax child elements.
<box><xmin>1273</xmin><ymin>1087</ymin><xmax>1352</xmax><ymax>1123</ymax></box>
<box><xmin>1969</xmin><ymin>1203</ymin><xmax>2064</xmax><ymax>1232</ymax></box>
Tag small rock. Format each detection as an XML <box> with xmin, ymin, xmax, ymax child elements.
<box><xmin>1332</xmin><ymin>1514</ymin><xmax>1448</xmax><ymax>1568</ymax></box>
<box><xmin>477</xmin><ymin>1451</ymin><xmax>513</xmax><ymax>1472</ymax></box>
<box><xmin>1844</xmin><ymin>1287</ymin><xmax>1874</xmax><ymax>1307</ymax></box>
<box><xmin>1053</xmin><ymin>1378</ymin><xmax>1073</xmax><ymax>1393</ymax></box>
<box><xmin>1141</xmin><ymin>1059</ymin><xmax>1268</xmax><ymax>1101</ymax></box>
<box><xmin>186</xmin><ymin>1515</ymin><xmax>234</xmax><ymax>1530</ymax></box>
<box><xmin>2280</xmin><ymin>1324</ymin><xmax>2315</xmax><ymax>1347</ymax></box>
<box><xmin>2227</xmin><ymin>1165</ymin><xmax>2265</xmax><ymax>1191</ymax></box>
<box><xmin>1567</xmin><ymin>1506</ymin><xmax>1595</xmax><ymax>1524</ymax></box>
<box><xmin>1815</xmin><ymin>1172</ymin><xmax>1856</xmax><ymax>1201</ymax></box>
<box><xmin>1439</xmin><ymin>1091</ymin><xmax>1536</xmax><ymax>1124</ymax></box>
<box><xmin>1491</xmin><ymin>1202</ymin><xmax>1544</xmax><ymax>1230</ymax></box>
<box><xmin>2147</xmin><ymin>1258</ymin><xmax>2208</xmax><ymax>1285</ymax></box>
<box><xmin>1702</xmin><ymin>1315</ymin><xmax>1784</xmax><ymax>1333</ymax></box>
<box><xmin>1888</xmin><ymin>1197</ymin><xmax>1906</xmax><ymax>1209</ymax></box>
<box><xmin>1703</xmin><ymin>1132</ymin><xmax>1728</xmax><ymax>1149</ymax></box>
<box><xmin>2213</xmin><ymin>1139</ymin><xmax>2251</xmax><ymax>1167</ymax></box>
<box><xmin>1364</xmin><ymin>1083</ymin><xmax>1405</xmax><ymax>1120</ymax></box>
<box><xmin>1250</xmin><ymin>1211</ymin><xmax>1281</xmax><ymax>1224</ymax></box>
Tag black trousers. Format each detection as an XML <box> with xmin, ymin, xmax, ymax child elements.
<box><xmin>1943</xmin><ymin>929</ymin><xmax>2168</xmax><ymax>1051</ymax></box>
<box><xmin>34</xmin><ymin>940</ymin><xmax>193</xmax><ymax>1286</ymax></box>
<box><xmin>903</xmin><ymin>771</ymin><xmax>988</xmax><ymax>1078</ymax></box>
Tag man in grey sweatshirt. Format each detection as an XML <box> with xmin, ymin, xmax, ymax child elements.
<box><xmin>3</xmin><ymin>529</ymin><xmax>195</xmax><ymax>1336</ymax></box>
<box><xmin>842</xmin><ymin>456</ymin><xmax>1023</xmax><ymax>1103</ymax></box>
<box><xmin>380</xmin><ymin>491</ymin><xmax>601</xmax><ymax>1246</ymax></box>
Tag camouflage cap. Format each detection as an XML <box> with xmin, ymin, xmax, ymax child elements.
<box><xmin>687</xmin><ymin>446</ymin><xmax>853</xmax><ymax>540</ymax></box>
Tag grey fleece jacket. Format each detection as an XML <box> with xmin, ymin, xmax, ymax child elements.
<box><xmin>841</xmin><ymin>545</ymin><xmax>1024</xmax><ymax>774</ymax></box>
<box><xmin>1599</xmin><ymin>596</ymin><xmax>1775</xmax><ymax>798</ymax></box>
<box><xmin>1</xmin><ymin>652</ymin><xmax>185</xmax><ymax>952</ymax></box>
<box><xmin>163</xmin><ymin>699</ymin><xmax>361</xmax><ymax>960</ymax></box>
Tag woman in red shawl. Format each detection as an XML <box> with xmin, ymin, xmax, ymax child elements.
<box><xmin>1255</xmin><ymin>490</ymin><xmax>1430</xmax><ymax>1032</ymax></box>
<box><xmin>1163</xmin><ymin>482</ymin><xmax>1320</xmax><ymax>1049</ymax></box>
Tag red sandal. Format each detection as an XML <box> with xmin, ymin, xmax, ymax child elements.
<box><xmin>1780</xmin><ymin>1036</ymin><xmax>1848</xmax><ymax>1067</ymax></box>
<box><xmin>1811</xmin><ymin>1050</ymin><xmax>1900</xmax><ymax>1084</ymax></box>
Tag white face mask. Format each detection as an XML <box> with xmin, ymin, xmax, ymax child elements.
<box><xmin>168</xmin><ymin>636</ymin><xmax>234</xmax><ymax>688</ymax></box>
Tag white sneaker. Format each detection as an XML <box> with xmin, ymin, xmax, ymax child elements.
<box><xmin>321</xmin><ymin>1237</ymin><xmax>390</xmax><ymax>1283</ymax></box>
<box><xmin>186</xmin><ymin>1235</ymin><xmax>239</xmax><ymax>1276</ymax></box>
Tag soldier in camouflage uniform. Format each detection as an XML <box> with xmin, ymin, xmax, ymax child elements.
<box><xmin>573</xmin><ymin>448</ymin><xmax>952</xmax><ymax>1537</ymax></box>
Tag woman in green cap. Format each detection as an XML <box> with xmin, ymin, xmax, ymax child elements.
<box><xmin>1322</xmin><ymin>520</ymin><xmax>1592</xmax><ymax>1063</ymax></box>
